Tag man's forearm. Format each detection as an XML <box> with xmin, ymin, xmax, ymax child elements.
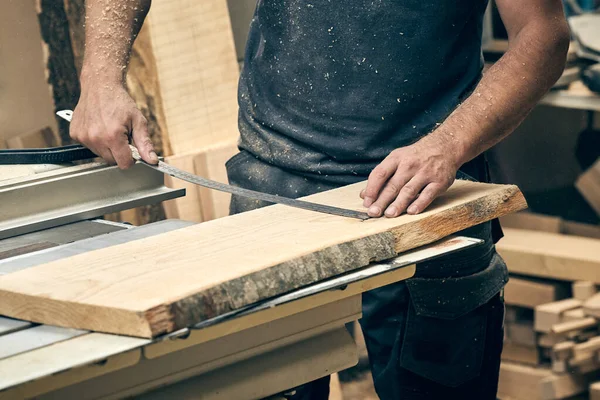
<box><xmin>80</xmin><ymin>0</ymin><xmax>151</xmax><ymax>85</ymax></box>
<box><xmin>430</xmin><ymin>18</ymin><xmax>570</xmax><ymax>168</ymax></box>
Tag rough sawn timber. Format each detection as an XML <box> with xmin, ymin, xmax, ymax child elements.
<box><xmin>0</xmin><ymin>180</ymin><xmax>526</xmax><ymax>338</ymax></box>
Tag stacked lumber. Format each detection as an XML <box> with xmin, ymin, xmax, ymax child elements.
<box><xmin>162</xmin><ymin>140</ymin><xmax>239</xmax><ymax>223</ymax></box>
<box><xmin>496</xmin><ymin>212</ymin><xmax>600</xmax><ymax>399</ymax></box>
<box><xmin>577</xmin><ymin>159</ymin><xmax>600</xmax><ymax>218</ymax></box>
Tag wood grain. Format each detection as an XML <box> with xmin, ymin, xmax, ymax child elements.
<box><xmin>0</xmin><ymin>180</ymin><xmax>526</xmax><ymax>338</ymax></box>
<box><xmin>5</xmin><ymin>127</ymin><xmax>57</xmax><ymax>150</ymax></box>
<box><xmin>497</xmin><ymin>228</ymin><xmax>600</xmax><ymax>283</ymax></box>
<box><xmin>163</xmin><ymin>141</ymin><xmax>239</xmax><ymax>223</ymax></box>
<box><xmin>576</xmin><ymin>159</ymin><xmax>600</xmax><ymax>218</ymax></box>
<box><xmin>504</xmin><ymin>276</ymin><xmax>569</xmax><ymax>309</ymax></box>
<box><xmin>140</xmin><ymin>0</ymin><xmax>240</xmax><ymax>154</ymax></box>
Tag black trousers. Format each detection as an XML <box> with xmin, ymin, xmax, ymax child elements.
<box><xmin>284</xmin><ymin>290</ymin><xmax>505</xmax><ymax>400</ymax></box>
<box><xmin>225</xmin><ymin>150</ymin><xmax>507</xmax><ymax>400</ymax></box>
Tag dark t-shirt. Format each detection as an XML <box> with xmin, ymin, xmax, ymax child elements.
<box><xmin>236</xmin><ymin>0</ymin><xmax>490</xmax><ymax>184</ymax></box>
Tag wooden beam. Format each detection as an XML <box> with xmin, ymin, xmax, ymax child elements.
<box><xmin>5</xmin><ymin>127</ymin><xmax>57</xmax><ymax>150</ymax></box>
<box><xmin>501</xmin><ymin>343</ymin><xmax>539</xmax><ymax>366</ymax></box>
<box><xmin>498</xmin><ymin>211</ymin><xmax>600</xmax><ymax>240</ymax></box>
<box><xmin>163</xmin><ymin>141</ymin><xmax>239</xmax><ymax>223</ymax></box>
<box><xmin>505</xmin><ymin>321</ymin><xmax>536</xmax><ymax>347</ymax></box>
<box><xmin>131</xmin><ymin>0</ymin><xmax>240</xmax><ymax>155</ymax></box>
<box><xmin>535</xmin><ymin>299</ymin><xmax>582</xmax><ymax>333</ymax></box>
<box><xmin>0</xmin><ymin>180</ymin><xmax>526</xmax><ymax>338</ymax></box>
<box><xmin>584</xmin><ymin>293</ymin><xmax>600</xmax><ymax>319</ymax></box>
<box><xmin>504</xmin><ymin>276</ymin><xmax>569</xmax><ymax>308</ymax></box>
<box><xmin>193</xmin><ymin>142</ymin><xmax>239</xmax><ymax>221</ymax></box>
<box><xmin>573</xmin><ymin>281</ymin><xmax>598</xmax><ymax>302</ymax></box>
<box><xmin>591</xmin><ymin>381</ymin><xmax>600</xmax><ymax>400</ymax></box>
<box><xmin>498</xmin><ymin>362</ymin><xmax>589</xmax><ymax>400</ymax></box>
<box><xmin>497</xmin><ymin>228</ymin><xmax>600</xmax><ymax>283</ymax></box>
<box><xmin>576</xmin><ymin>159</ymin><xmax>600</xmax><ymax>217</ymax></box>
<box><xmin>562</xmin><ymin>220</ymin><xmax>600</xmax><ymax>240</ymax></box>
<box><xmin>499</xmin><ymin>211</ymin><xmax>562</xmax><ymax>233</ymax></box>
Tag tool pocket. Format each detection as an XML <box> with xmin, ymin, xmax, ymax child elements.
<box><xmin>398</xmin><ymin>252</ymin><xmax>508</xmax><ymax>387</ymax></box>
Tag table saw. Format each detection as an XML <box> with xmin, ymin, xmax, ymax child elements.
<box><xmin>0</xmin><ymin>160</ymin><xmax>483</xmax><ymax>400</ymax></box>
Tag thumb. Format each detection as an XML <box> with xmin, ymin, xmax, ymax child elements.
<box><xmin>132</xmin><ymin>113</ymin><xmax>158</xmax><ymax>164</ymax></box>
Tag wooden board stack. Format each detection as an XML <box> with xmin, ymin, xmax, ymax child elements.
<box><xmin>496</xmin><ymin>212</ymin><xmax>600</xmax><ymax>399</ymax></box>
<box><xmin>577</xmin><ymin>159</ymin><xmax>600</xmax><ymax>218</ymax></box>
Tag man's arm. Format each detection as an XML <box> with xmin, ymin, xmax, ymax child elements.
<box><xmin>70</xmin><ymin>0</ymin><xmax>157</xmax><ymax>169</ymax></box>
<box><xmin>361</xmin><ymin>0</ymin><xmax>570</xmax><ymax>218</ymax></box>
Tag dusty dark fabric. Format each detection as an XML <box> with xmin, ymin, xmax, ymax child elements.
<box><xmin>360</xmin><ymin>287</ymin><xmax>505</xmax><ymax>399</ymax></box>
<box><xmin>237</xmin><ymin>0</ymin><xmax>490</xmax><ymax>185</ymax></box>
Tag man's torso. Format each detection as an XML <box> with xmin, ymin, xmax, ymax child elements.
<box><xmin>236</xmin><ymin>0</ymin><xmax>490</xmax><ymax>184</ymax></box>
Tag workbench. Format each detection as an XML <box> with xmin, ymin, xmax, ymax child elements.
<box><xmin>0</xmin><ymin>162</ymin><xmax>481</xmax><ymax>400</ymax></box>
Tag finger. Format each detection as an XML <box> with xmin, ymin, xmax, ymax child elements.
<box><xmin>132</xmin><ymin>114</ymin><xmax>158</xmax><ymax>164</ymax></box>
<box><xmin>406</xmin><ymin>183</ymin><xmax>446</xmax><ymax>215</ymax></box>
<box><xmin>362</xmin><ymin>161</ymin><xmax>397</xmax><ymax>208</ymax></box>
<box><xmin>108</xmin><ymin>131</ymin><xmax>135</xmax><ymax>169</ymax></box>
<box><xmin>94</xmin><ymin>145</ymin><xmax>117</xmax><ymax>165</ymax></box>
<box><xmin>383</xmin><ymin>175</ymin><xmax>430</xmax><ymax>218</ymax></box>
<box><xmin>366</xmin><ymin>173</ymin><xmax>412</xmax><ymax>217</ymax></box>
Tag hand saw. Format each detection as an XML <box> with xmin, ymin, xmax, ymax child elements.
<box><xmin>55</xmin><ymin>110</ymin><xmax>370</xmax><ymax>220</ymax></box>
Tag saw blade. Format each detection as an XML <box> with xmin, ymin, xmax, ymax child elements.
<box><xmin>57</xmin><ymin>110</ymin><xmax>371</xmax><ymax>220</ymax></box>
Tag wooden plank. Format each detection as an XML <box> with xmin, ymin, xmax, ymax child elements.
<box><xmin>562</xmin><ymin>221</ymin><xmax>600</xmax><ymax>240</ymax></box>
<box><xmin>163</xmin><ymin>141</ymin><xmax>239</xmax><ymax>223</ymax></box>
<box><xmin>0</xmin><ymin>333</ymin><xmax>148</xmax><ymax>392</ymax></box>
<box><xmin>0</xmin><ymin>325</ymin><xmax>87</xmax><ymax>360</ymax></box>
<box><xmin>505</xmin><ymin>321</ymin><xmax>536</xmax><ymax>347</ymax></box>
<box><xmin>591</xmin><ymin>381</ymin><xmax>600</xmax><ymax>400</ymax></box>
<box><xmin>137</xmin><ymin>0</ymin><xmax>240</xmax><ymax>155</ymax></box>
<box><xmin>583</xmin><ymin>293</ymin><xmax>600</xmax><ymax>319</ymax></box>
<box><xmin>499</xmin><ymin>212</ymin><xmax>562</xmax><ymax>233</ymax></box>
<box><xmin>0</xmin><ymin>317</ymin><xmax>31</xmax><ymax>336</ymax></box>
<box><xmin>0</xmin><ymin>180</ymin><xmax>526</xmax><ymax>338</ymax></box>
<box><xmin>498</xmin><ymin>211</ymin><xmax>600</xmax><ymax>239</ymax></box>
<box><xmin>535</xmin><ymin>299</ymin><xmax>582</xmax><ymax>333</ymax></box>
<box><xmin>501</xmin><ymin>342</ymin><xmax>539</xmax><ymax>365</ymax></box>
<box><xmin>550</xmin><ymin>317</ymin><xmax>597</xmax><ymax>335</ymax></box>
<box><xmin>162</xmin><ymin>153</ymin><xmax>204</xmax><ymax>222</ymax></box>
<box><xmin>498</xmin><ymin>362</ymin><xmax>552</xmax><ymax>400</ymax></box>
<box><xmin>5</xmin><ymin>127</ymin><xmax>57</xmax><ymax>150</ymax></box>
<box><xmin>0</xmin><ymin>220</ymin><xmax>194</xmax><ymax>276</ymax></box>
<box><xmin>564</xmin><ymin>308</ymin><xmax>586</xmax><ymax>322</ymax></box>
<box><xmin>497</xmin><ymin>228</ymin><xmax>600</xmax><ymax>283</ymax></box>
<box><xmin>498</xmin><ymin>362</ymin><xmax>588</xmax><ymax>400</ymax></box>
<box><xmin>193</xmin><ymin>141</ymin><xmax>239</xmax><ymax>221</ymax></box>
<box><xmin>573</xmin><ymin>281</ymin><xmax>597</xmax><ymax>302</ymax></box>
<box><xmin>144</xmin><ymin>265</ymin><xmax>414</xmax><ymax>359</ymax></box>
<box><xmin>576</xmin><ymin>159</ymin><xmax>600</xmax><ymax>217</ymax></box>
<box><xmin>504</xmin><ymin>276</ymin><xmax>569</xmax><ymax>308</ymax></box>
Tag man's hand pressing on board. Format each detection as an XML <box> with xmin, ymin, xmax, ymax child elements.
<box><xmin>360</xmin><ymin>133</ymin><xmax>459</xmax><ymax>218</ymax></box>
<box><xmin>69</xmin><ymin>0</ymin><xmax>157</xmax><ymax>169</ymax></box>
